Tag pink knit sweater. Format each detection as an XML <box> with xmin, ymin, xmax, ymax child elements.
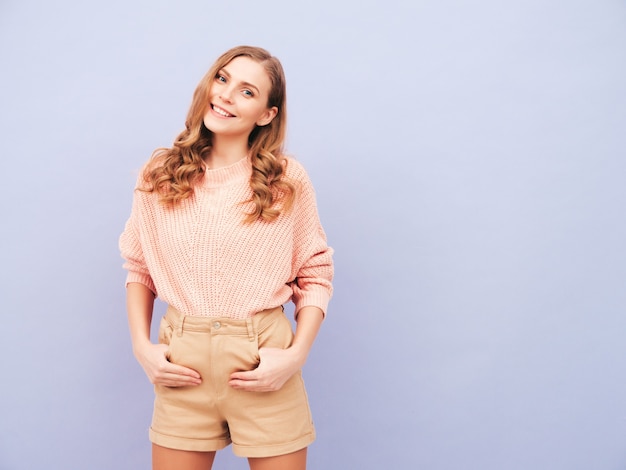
<box><xmin>119</xmin><ymin>156</ymin><xmax>333</xmax><ymax>319</ymax></box>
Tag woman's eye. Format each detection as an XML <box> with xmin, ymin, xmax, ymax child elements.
<box><xmin>242</xmin><ymin>89</ymin><xmax>253</xmax><ymax>97</ymax></box>
<box><xmin>216</xmin><ymin>75</ymin><xmax>227</xmax><ymax>83</ymax></box>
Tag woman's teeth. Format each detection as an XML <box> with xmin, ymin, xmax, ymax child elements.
<box><xmin>213</xmin><ymin>105</ymin><xmax>232</xmax><ymax>117</ymax></box>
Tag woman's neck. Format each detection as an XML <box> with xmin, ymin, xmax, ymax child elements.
<box><xmin>206</xmin><ymin>135</ymin><xmax>249</xmax><ymax>169</ymax></box>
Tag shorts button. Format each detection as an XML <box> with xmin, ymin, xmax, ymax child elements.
<box><xmin>213</xmin><ymin>321</ymin><xmax>221</xmax><ymax>329</ymax></box>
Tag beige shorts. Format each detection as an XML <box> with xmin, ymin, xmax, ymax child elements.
<box><xmin>149</xmin><ymin>305</ymin><xmax>315</xmax><ymax>458</ymax></box>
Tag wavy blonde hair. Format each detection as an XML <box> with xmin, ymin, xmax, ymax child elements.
<box><xmin>141</xmin><ymin>45</ymin><xmax>294</xmax><ymax>223</ymax></box>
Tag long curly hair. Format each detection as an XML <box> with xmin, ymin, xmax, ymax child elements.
<box><xmin>140</xmin><ymin>45</ymin><xmax>294</xmax><ymax>223</ymax></box>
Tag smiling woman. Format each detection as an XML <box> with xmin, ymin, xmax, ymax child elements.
<box><xmin>203</xmin><ymin>57</ymin><xmax>278</xmax><ymax>145</ymax></box>
<box><xmin>139</xmin><ymin>46</ymin><xmax>295</xmax><ymax>224</ymax></box>
<box><xmin>119</xmin><ymin>45</ymin><xmax>334</xmax><ymax>470</ymax></box>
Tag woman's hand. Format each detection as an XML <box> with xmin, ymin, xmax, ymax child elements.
<box><xmin>228</xmin><ymin>346</ymin><xmax>303</xmax><ymax>392</ymax></box>
<box><xmin>134</xmin><ymin>342</ymin><xmax>202</xmax><ymax>387</ymax></box>
<box><xmin>229</xmin><ymin>306</ymin><xmax>324</xmax><ymax>392</ymax></box>
<box><xmin>126</xmin><ymin>283</ymin><xmax>200</xmax><ymax>387</ymax></box>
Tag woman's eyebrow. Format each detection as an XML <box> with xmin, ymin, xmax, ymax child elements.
<box><xmin>240</xmin><ymin>81</ymin><xmax>260</xmax><ymax>94</ymax></box>
<box><xmin>219</xmin><ymin>67</ymin><xmax>261</xmax><ymax>95</ymax></box>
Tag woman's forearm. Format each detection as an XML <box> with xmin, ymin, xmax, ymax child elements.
<box><xmin>126</xmin><ymin>282</ymin><xmax>156</xmax><ymax>354</ymax></box>
<box><xmin>290</xmin><ymin>306</ymin><xmax>324</xmax><ymax>367</ymax></box>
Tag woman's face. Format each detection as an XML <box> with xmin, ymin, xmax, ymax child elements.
<box><xmin>203</xmin><ymin>56</ymin><xmax>277</xmax><ymax>140</ymax></box>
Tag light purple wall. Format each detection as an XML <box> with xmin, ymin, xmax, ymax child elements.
<box><xmin>1</xmin><ymin>1</ymin><xmax>625</xmax><ymax>469</ymax></box>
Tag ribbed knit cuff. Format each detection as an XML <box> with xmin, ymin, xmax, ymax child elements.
<box><xmin>294</xmin><ymin>291</ymin><xmax>331</xmax><ymax>318</ymax></box>
<box><xmin>125</xmin><ymin>272</ymin><xmax>157</xmax><ymax>296</ymax></box>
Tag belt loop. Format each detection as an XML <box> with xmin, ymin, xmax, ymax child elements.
<box><xmin>177</xmin><ymin>315</ymin><xmax>185</xmax><ymax>337</ymax></box>
<box><xmin>246</xmin><ymin>317</ymin><xmax>255</xmax><ymax>342</ymax></box>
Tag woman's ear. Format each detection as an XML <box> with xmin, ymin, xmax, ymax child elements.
<box><xmin>256</xmin><ymin>106</ymin><xmax>278</xmax><ymax>127</ymax></box>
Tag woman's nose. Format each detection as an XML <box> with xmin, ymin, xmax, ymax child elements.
<box><xmin>219</xmin><ymin>87</ymin><xmax>234</xmax><ymax>103</ymax></box>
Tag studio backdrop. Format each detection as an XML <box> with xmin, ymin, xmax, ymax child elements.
<box><xmin>1</xmin><ymin>1</ymin><xmax>625</xmax><ymax>469</ymax></box>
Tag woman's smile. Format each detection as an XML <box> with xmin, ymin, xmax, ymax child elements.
<box><xmin>211</xmin><ymin>104</ymin><xmax>235</xmax><ymax>118</ymax></box>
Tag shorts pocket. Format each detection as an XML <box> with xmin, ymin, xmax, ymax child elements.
<box><xmin>257</xmin><ymin>312</ymin><xmax>294</xmax><ymax>350</ymax></box>
<box><xmin>157</xmin><ymin>316</ymin><xmax>178</xmax><ymax>362</ymax></box>
<box><xmin>157</xmin><ymin>316</ymin><xmax>174</xmax><ymax>345</ymax></box>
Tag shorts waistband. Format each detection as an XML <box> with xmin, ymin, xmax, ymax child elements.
<box><xmin>164</xmin><ymin>305</ymin><xmax>285</xmax><ymax>341</ymax></box>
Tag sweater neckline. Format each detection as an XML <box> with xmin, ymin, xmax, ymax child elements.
<box><xmin>200</xmin><ymin>156</ymin><xmax>251</xmax><ymax>189</ymax></box>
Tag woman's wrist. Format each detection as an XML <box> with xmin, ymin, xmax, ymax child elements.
<box><xmin>132</xmin><ymin>338</ymin><xmax>153</xmax><ymax>358</ymax></box>
<box><xmin>287</xmin><ymin>343</ymin><xmax>309</xmax><ymax>368</ymax></box>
